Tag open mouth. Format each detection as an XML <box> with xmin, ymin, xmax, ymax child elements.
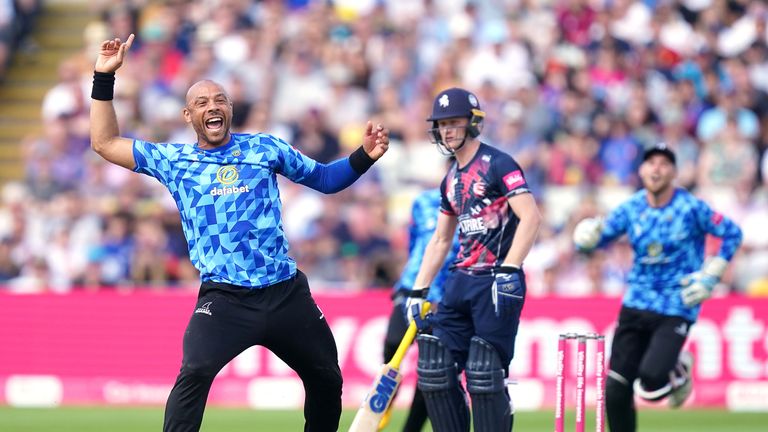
<box><xmin>205</xmin><ymin>117</ymin><xmax>224</xmax><ymax>131</ymax></box>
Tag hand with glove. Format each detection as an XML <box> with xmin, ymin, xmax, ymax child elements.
<box><xmin>404</xmin><ymin>288</ymin><xmax>431</xmax><ymax>330</ymax></box>
<box><xmin>492</xmin><ymin>265</ymin><xmax>526</xmax><ymax>318</ymax></box>
<box><xmin>573</xmin><ymin>217</ymin><xmax>604</xmax><ymax>252</ymax></box>
<box><xmin>680</xmin><ymin>257</ymin><xmax>728</xmax><ymax>307</ymax></box>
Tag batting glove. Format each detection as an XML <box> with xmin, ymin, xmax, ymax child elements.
<box><xmin>405</xmin><ymin>288</ymin><xmax>430</xmax><ymax>330</ymax></box>
<box><xmin>573</xmin><ymin>217</ymin><xmax>604</xmax><ymax>252</ymax></box>
<box><xmin>492</xmin><ymin>265</ymin><xmax>526</xmax><ymax>318</ymax></box>
<box><xmin>680</xmin><ymin>257</ymin><xmax>728</xmax><ymax>307</ymax></box>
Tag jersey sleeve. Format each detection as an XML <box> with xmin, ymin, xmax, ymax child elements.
<box><xmin>598</xmin><ymin>202</ymin><xmax>630</xmax><ymax>247</ymax></box>
<box><xmin>694</xmin><ymin>199</ymin><xmax>743</xmax><ymax>260</ymax></box>
<box><xmin>439</xmin><ymin>175</ymin><xmax>455</xmax><ymax>215</ymax></box>
<box><xmin>269</xmin><ymin>134</ymin><xmax>363</xmax><ymax>194</ymax></box>
<box><xmin>269</xmin><ymin>135</ymin><xmax>318</xmax><ymax>183</ymax></box>
<box><xmin>494</xmin><ymin>154</ymin><xmax>531</xmax><ymax>197</ymax></box>
<box><xmin>133</xmin><ymin>139</ymin><xmax>174</xmax><ymax>185</ymax></box>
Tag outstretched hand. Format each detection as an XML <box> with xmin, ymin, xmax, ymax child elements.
<box><xmin>362</xmin><ymin>121</ymin><xmax>389</xmax><ymax>160</ymax></box>
<box><xmin>95</xmin><ymin>33</ymin><xmax>135</xmax><ymax>73</ymax></box>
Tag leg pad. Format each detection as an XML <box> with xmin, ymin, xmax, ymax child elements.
<box><xmin>466</xmin><ymin>337</ymin><xmax>512</xmax><ymax>432</ymax></box>
<box><xmin>416</xmin><ymin>334</ymin><xmax>470</xmax><ymax>432</ymax></box>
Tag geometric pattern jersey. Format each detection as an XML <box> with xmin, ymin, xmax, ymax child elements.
<box><xmin>395</xmin><ymin>188</ymin><xmax>460</xmax><ymax>302</ymax></box>
<box><xmin>133</xmin><ymin>132</ymin><xmax>323</xmax><ymax>288</ymax></box>
<box><xmin>439</xmin><ymin>143</ymin><xmax>532</xmax><ymax>273</ymax></box>
<box><xmin>598</xmin><ymin>188</ymin><xmax>742</xmax><ymax>321</ymax></box>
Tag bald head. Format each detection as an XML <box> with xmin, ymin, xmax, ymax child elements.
<box><xmin>183</xmin><ymin>80</ymin><xmax>234</xmax><ymax>149</ymax></box>
<box><xmin>185</xmin><ymin>80</ymin><xmax>230</xmax><ymax>107</ymax></box>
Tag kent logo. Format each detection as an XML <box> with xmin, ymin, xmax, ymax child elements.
<box><xmin>367</xmin><ymin>370</ymin><xmax>398</xmax><ymax>413</ymax></box>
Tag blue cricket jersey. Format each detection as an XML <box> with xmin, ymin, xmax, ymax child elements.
<box><xmin>597</xmin><ymin>188</ymin><xmax>742</xmax><ymax>321</ymax></box>
<box><xmin>133</xmin><ymin>133</ymin><xmax>362</xmax><ymax>288</ymax></box>
<box><xmin>396</xmin><ymin>189</ymin><xmax>460</xmax><ymax>303</ymax></box>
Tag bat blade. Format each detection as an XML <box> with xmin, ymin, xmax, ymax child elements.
<box><xmin>348</xmin><ymin>301</ymin><xmax>430</xmax><ymax>432</ymax></box>
<box><xmin>348</xmin><ymin>364</ymin><xmax>403</xmax><ymax>431</ymax></box>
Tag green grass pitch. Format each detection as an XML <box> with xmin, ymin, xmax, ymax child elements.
<box><xmin>0</xmin><ymin>406</ymin><xmax>765</xmax><ymax>431</ymax></box>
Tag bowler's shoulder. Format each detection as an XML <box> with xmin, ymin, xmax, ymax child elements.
<box><xmin>238</xmin><ymin>132</ymin><xmax>294</xmax><ymax>151</ymax></box>
<box><xmin>135</xmin><ymin>139</ymin><xmax>192</xmax><ymax>157</ymax></box>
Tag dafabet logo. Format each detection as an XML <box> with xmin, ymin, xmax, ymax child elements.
<box><xmin>210</xmin><ymin>166</ymin><xmax>250</xmax><ymax>196</ymax></box>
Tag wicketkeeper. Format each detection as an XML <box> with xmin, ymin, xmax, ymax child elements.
<box><xmin>573</xmin><ymin>143</ymin><xmax>742</xmax><ymax>432</ymax></box>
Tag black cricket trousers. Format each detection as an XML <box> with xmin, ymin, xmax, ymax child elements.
<box><xmin>163</xmin><ymin>270</ymin><xmax>342</xmax><ymax>432</ymax></box>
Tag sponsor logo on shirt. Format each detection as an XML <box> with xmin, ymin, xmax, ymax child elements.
<box><xmin>503</xmin><ymin>170</ymin><xmax>525</xmax><ymax>189</ymax></box>
<box><xmin>210</xmin><ymin>165</ymin><xmax>250</xmax><ymax>196</ymax></box>
<box><xmin>216</xmin><ymin>166</ymin><xmax>239</xmax><ymax>184</ymax></box>
<box><xmin>211</xmin><ymin>185</ymin><xmax>250</xmax><ymax>196</ymax></box>
<box><xmin>458</xmin><ymin>215</ymin><xmax>487</xmax><ymax>235</ymax></box>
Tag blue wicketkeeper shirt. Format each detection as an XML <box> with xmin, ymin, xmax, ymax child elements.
<box><xmin>597</xmin><ymin>188</ymin><xmax>742</xmax><ymax>321</ymax></box>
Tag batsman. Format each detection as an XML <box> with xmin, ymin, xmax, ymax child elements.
<box><xmin>405</xmin><ymin>88</ymin><xmax>542</xmax><ymax>432</ymax></box>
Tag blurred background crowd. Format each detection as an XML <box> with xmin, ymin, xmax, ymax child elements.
<box><xmin>1</xmin><ymin>0</ymin><xmax>767</xmax><ymax>297</ymax></box>
<box><xmin>0</xmin><ymin>0</ymin><xmax>40</xmax><ymax>80</ymax></box>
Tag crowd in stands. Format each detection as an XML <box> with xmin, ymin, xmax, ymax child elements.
<box><xmin>0</xmin><ymin>0</ymin><xmax>40</xmax><ymax>80</ymax></box>
<box><xmin>1</xmin><ymin>0</ymin><xmax>767</xmax><ymax>297</ymax></box>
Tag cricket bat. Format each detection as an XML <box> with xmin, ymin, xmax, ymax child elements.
<box><xmin>348</xmin><ymin>302</ymin><xmax>430</xmax><ymax>432</ymax></box>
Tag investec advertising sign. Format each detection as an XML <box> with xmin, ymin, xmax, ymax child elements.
<box><xmin>0</xmin><ymin>292</ymin><xmax>766</xmax><ymax>411</ymax></box>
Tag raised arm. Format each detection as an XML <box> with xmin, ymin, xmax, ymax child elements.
<box><xmin>293</xmin><ymin>122</ymin><xmax>390</xmax><ymax>193</ymax></box>
<box><xmin>90</xmin><ymin>34</ymin><xmax>136</xmax><ymax>170</ymax></box>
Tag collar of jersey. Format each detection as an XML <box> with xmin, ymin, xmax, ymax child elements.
<box><xmin>645</xmin><ymin>187</ymin><xmax>680</xmax><ymax>210</ymax></box>
<box><xmin>193</xmin><ymin>134</ymin><xmax>237</xmax><ymax>153</ymax></box>
<box><xmin>455</xmin><ymin>142</ymin><xmax>485</xmax><ymax>171</ymax></box>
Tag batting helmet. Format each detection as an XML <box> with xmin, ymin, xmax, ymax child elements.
<box><xmin>427</xmin><ymin>87</ymin><xmax>486</xmax><ymax>139</ymax></box>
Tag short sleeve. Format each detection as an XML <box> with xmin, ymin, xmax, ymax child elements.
<box><xmin>269</xmin><ymin>135</ymin><xmax>318</xmax><ymax>183</ymax></box>
<box><xmin>494</xmin><ymin>154</ymin><xmax>530</xmax><ymax>197</ymax></box>
<box><xmin>439</xmin><ymin>175</ymin><xmax>455</xmax><ymax>215</ymax></box>
<box><xmin>133</xmin><ymin>139</ymin><xmax>174</xmax><ymax>185</ymax></box>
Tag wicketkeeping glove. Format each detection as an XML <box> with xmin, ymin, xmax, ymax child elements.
<box><xmin>492</xmin><ymin>265</ymin><xmax>526</xmax><ymax>318</ymax></box>
<box><xmin>680</xmin><ymin>257</ymin><xmax>728</xmax><ymax>307</ymax></box>
<box><xmin>573</xmin><ymin>217</ymin><xmax>604</xmax><ymax>252</ymax></box>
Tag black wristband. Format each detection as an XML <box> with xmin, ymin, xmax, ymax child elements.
<box><xmin>407</xmin><ymin>288</ymin><xmax>430</xmax><ymax>298</ymax></box>
<box><xmin>497</xmin><ymin>265</ymin><xmax>522</xmax><ymax>274</ymax></box>
<box><xmin>349</xmin><ymin>145</ymin><xmax>375</xmax><ymax>174</ymax></box>
<box><xmin>91</xmin><ymin>71</ymin><xmax>116</xmax><ymax>101</ymax></box>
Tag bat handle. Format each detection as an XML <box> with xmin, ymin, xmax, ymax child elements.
<box><xmin>389</xmin><ymin>301</ymin><xmax>431</xmax><ymax>368</ymax></box>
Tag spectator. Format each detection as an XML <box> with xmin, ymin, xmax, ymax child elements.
<box><xmin>697</xmin><ymin>115</ymin><xmax>758</xmax><ymax>189</ymax></box>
